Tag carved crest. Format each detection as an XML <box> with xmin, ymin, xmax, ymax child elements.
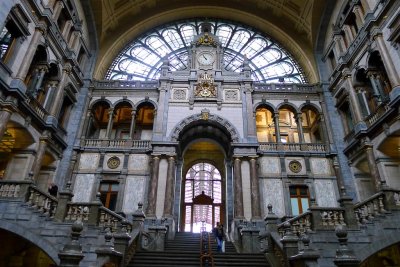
<box><xmin>195</xmin><ymin>33</ymin><xmax>218</xmax><ymax>47</ymax></box>
<box><xmin>194</xmin><ymin>73</ymin><xmax>217</xmax><ymax>98</ymax></box>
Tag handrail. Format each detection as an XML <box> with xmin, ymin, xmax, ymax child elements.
<box><xmin>354</xmin><ymin>192</ymin><xmax>386</xmax><ymax>225</ymax></box>
<box><xmin>258</xmin><ymin>142</ymin><xmax>327</xmax><ymax>152</ymax></box>
<box><xmin>99</xmin><ymin>206</ymin><xmax>132</xmax><ymax>232</ymax></box>
<box><xmin>200</xmin><ymin>231</ymin><xmax>214</xmax><ymax>267</ymax></box>
<box><xmin>277</xmin><ymin>212</ymin><xmax>312</xmax><ymax>237</ymax></box>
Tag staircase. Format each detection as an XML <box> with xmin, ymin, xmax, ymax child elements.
<box><xmin>129</xmin><ymin>232</ymin><xmax>269</xmax><ymax>267</ymax></box>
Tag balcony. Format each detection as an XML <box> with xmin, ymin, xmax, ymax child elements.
<box><xmin>253</xmin><ymin>83</ymin><xmax>319</xmax><ymax>93</ymax></box>
<box><xmin>92</xmin><ymin>80</ymin><xmax>159</xmax><ymax>90</ymax></box>
<box><xmin>258</xmin><ymin>142</ymin><xmax>327</xmax><ymax>153</ymax></box>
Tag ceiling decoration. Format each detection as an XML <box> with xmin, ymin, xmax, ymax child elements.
<box><xmin>106</xmin><ymin>18</ymin><xmax>306</xmax><ymax>83</ymax></box>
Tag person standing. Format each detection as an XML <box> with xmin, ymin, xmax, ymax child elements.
<box><xmin>216</xmin><ymin>223</ymin><xmax>225</xmax><ymax>252</ymax></box>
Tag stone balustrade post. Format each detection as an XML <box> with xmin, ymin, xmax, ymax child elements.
<box><xmin>113</xmin><ymin>220</ymin><xmax>131</xmax><ymax>264</ymax></box>
<box><xmin>88</xmin><ymin>192</ymin><xmax>102</xmax><ymax>226</ymax></box>
<box><xmin>281</xmin><ymin>221</ymin><xmax>299</xmax><ymax>265</ymax></box>
<box><xmin>147</xmin><ymin>224</ymin><xmax>168</xmax><ymax>251</ymax></box>
<box><xmin>289</xmin><ymin>234</ymin><xmax>320</xmax><ymax>267</ymax></box>
<box><xmin>95</xmin><ymin>230</ymin><xmax>122</xmax><ymax>267</ymax></box>
<box><xmin>54</xmin><ymin>182</ymin><xmax>74</xmax><ymax>222</ymax></box>
<box><xmin>333</xmin><ymin>225</ymin><xmax>360</xmax><ymax>267</ymax></box>
<box><xmin>58</xmin><ymin>221</ymin><xmax>85</xmax><ymax>267</ymax></box>
<box><xmin>241</xmin><ymin>227</ymin><xmax>260</xmax><ymax>253</ymax></box>
<box><xmin>337</xmin><ymin>187</ymin><xmax>358</xmax><ymax>229</ymax></box>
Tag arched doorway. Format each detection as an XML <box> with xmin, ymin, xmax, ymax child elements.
<box><xmin>182</xmin><ymin>162</ymin><xmax>223</xmax><ymax>232</ymax></box>
<box><xmin>179</xmin><ymin>140</ymin><xmax>227</xmax><ymax>233</ymax></box>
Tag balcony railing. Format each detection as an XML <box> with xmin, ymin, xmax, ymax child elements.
<box><xmin>83</xmin><ymin>139</ymin><xmax>151</xmax><ymax>149</ymax></box>
<box><xmin>253</xmin><ymin>83</ymin><xmax>318</xmax><ymax>93</ymax></box>
<box><xmin>25</xmin><ymin>97</ymin><xmax>48</xmax><ymax>121</ymax></box>
<box><xmin>258</xmin><ymin>142</ymin><xmax>327</xmax><ymax>152</ymax></box>
<box><xmin>93</xmin><ymin>80</ymin><xmax>159</xmax><ymax>89</ymax></box>
<box><xmin>365</xmin><ymin>103</ymin><xmax>390</xmax><ymax>127</ymax></box>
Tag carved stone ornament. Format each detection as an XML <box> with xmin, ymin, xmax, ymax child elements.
<box><xmin>288</xmin><ymin>160</ymin><xmax>302</xmax><ymax>173</ymax></box>
<box><xmin>194</xmin><ymin>73</ymin><xmax>217</xmax><ymax>98</ymax></box>
<box><xmin>107</xmin><ymin>156</ymin><xmax>121</xmax><ymax>169</ymax></box>
<box><xmin>201</xmin><ymin>109</ymin><xmax>210</xmax><ymax>120</ymax></box>
<box><xmin>195</xmin><ymin>33</ymin><xmax>217</xmax><ymax>47</ymax></box>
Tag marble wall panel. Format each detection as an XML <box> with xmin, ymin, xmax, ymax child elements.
<box><xmin>241</xmin><ymin>161</ymin><xmax>252</xmax><ymax>221</ymax></box>
<box><xmin>258</xmin><ymin>157</ymin><xmax>280</xmax><ymax>176</ymax></box>
<box><xmin>156</xmin><ymin>159</ymin><xmax>168</xmax><ymax>218</ymax></box>
<box><xmin>79</xmin><ymin>153</ymin><xmax>100</xmax><ymax>170</ymax></box>
<box><xmin>314</xmin><ymin>179</ymin><xmax>337</xmax><ymax>207</ymax></box>
<box><xmin>384</xmin><ymin>164</ymin><xmax>400</xmax><ymax>189</ymax></box>
<box><xmin>122</xmin><ymin>176</ymin><xmax>147</xmax><ymax>214</ymax></box>
<box><xmin>5</xmin><ymin>155</ymin><xmax>32</xmax><ymax>180</ymax></box>
<box><xmin>128</xmin><ymin>154</ymin><xmax>150</xmax><ymax>172</ymax></box>
<box><xmin>310</xmin><ymin>158</ymin><xmax>332</xmax><ymax>176</ymax></box>
<box><xmin>72</xmin><ymin>174</ymin><xmax>95</xmax><ymax>202</ymax></box>
<box><xmin>260</xmin><ymin>179</ymin><xmax>285</xmax><ymax>217</ymax></box>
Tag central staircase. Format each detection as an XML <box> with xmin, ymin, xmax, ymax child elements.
<box><xmin>128</xmin><ymin>232</ymin><xmax>269</xmax><ymax>267</ymax></box>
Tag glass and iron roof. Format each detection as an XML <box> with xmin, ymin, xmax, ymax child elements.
<box><xmin>106</xmin><ymin>18</ymin><xmax>307</xmax><ymax>83</ymax></box>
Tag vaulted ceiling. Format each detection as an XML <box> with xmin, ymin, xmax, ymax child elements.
<box><xmin>90</xmin><ymin>0</ymin><xmax>330</xmax><ymax>82</ymax></box>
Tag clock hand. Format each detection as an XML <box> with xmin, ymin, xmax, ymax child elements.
<box><xmin>203</xmin><ymin>55</ymin><xmax>207</xmax><ymax>60</ymax></box>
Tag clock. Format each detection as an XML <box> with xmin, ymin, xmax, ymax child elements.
<box><xmin>198</xmin><ymin>52</ymin><xmax>215</xmax><ymax>65</ymax></box>
<box><xmin>107</xmin><ymin>156</ymin><xmax>121</xmax><ymax>169</ymax></box>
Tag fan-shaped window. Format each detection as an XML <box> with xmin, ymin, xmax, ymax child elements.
<box><xmin>106</xmin><ymin>18</ymin><xmax>306</xmax><ymax>83</ymax></box>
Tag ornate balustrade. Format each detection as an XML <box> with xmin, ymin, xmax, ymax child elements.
<box><xmin>258</xmin><ymin>142</ymin><xmax>327</xmax><ymax>152</ymax></box>
<box><xmin>93</xmin><ymin>80</ymin><xmax>158</xmax><ymax>89</ymax></box>
<box><xmin>83</xmin><ymin>139</ymin><xmax>151</xmax><ymax>150</ymax></box>
<box><xmin>253</xmin><ymin>83</ymin><xmax>319</xmax><ymax>93</ymax></box>
<box><xmin>365</xmin><ymin>103</ymin><xmax>390</xmax><ymax>127</ymax></box>
<box><xmin>24</xmin><ymin>96</ymin><xmax>48</xmax><ymax>121</ymax></box>
<box><xmin>65</xmin><ymin>203</ymin><xmax>91</xmax><ymax>222</ymax></box>
<box><xmin>277</xmin><ymin>212</ymin><xmax>312</xmax><ymax>237</ymax></box>
<box><xmin>0</xmin><ymin>181</ymin><xmax>23</xmax><ymax>198</ymax></box>
<box><xmin>27</xmin><ymin>185</ymin><xmax>58</xmax><ymax>217</ymax></box>
<box><xmin>99</xmin><ymin>206</ymin><xmax>132</xmax><ymax>232</ymax></box>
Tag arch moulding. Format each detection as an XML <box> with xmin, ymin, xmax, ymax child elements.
<box><xmin>169</xmin><ymin>110</ymin><xmax>240</xmax><ymax>143</ymax></box>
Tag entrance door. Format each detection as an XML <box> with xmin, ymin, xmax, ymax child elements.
<box><xmin>182</xmin><ymin>162</ymin><xmax>223</xmax><ymax>232</ymax></box>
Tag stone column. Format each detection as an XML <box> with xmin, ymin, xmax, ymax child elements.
<box><xmin>61</xmin><ymin>20</ymin><xmax>73</xmax><ymax>40</ymax></box>
<box><xmin>233</xmin><ymin>157</ymin><xmax>244</xmax><ymax>219</ymax></box>
<box><xmin>342</xmin><ymin>25</ymin><xmax>354</xmax><ymax>45</ymax></box>
<box><xmin>345</xmin><ymin>77</ymin><xmax>363</xmax><ymax>123</ymax></box>
<box><xmin>129</xmin><ymin>109</ymin><xmax>136</xmax><ymax>139</ymax></box>
<box><xmin>367</xmin><ymin>71</ymin><xmax>383</xmax><ymax>103</ymax></box>
<box><xmin>0</xmin><ymin>107</ymin><xmax>13</xmax><ymax>141</ymax></box>
<box><xmin>49</xmin><ymin>65</ymin><xmax>70</xmax><ymax>117</ymax></box>
<box><xmin>333</xmin><ymin>34</ymin><xmax>345</xmax><ymax>57</ymax></box>
<box><xmin>295</xmin><ymin>113</ymin><xmax>304</xmax><ymax>143</ymax></box>
<box><xmin>43</xmin><ymin>81</ymin><xmax>58</xmax><ymax>110</ymax></box>
<box><xmin>244</xmin><ymin>85</ymin><xmax>256</xmax><ymax>139</ymax></box>
<box><xmin>52</xmin><ymin>1</ymin><xmax>64</xmax><ymax>20</ymax></box>
<box><xmin>105</xmin><ymin>109</ymin><xmax>115</xmax><ymax>139</ymax></box>
<box><xmin>273</xmin><ymin>112</ymin><xmax>281</xmax><ymax>142</ymax></box>
<box><xmin>30</xmin><ymin>131</ymin><xmax>50</xmax><ymax>181</ymax></box>
<box><xmin>352</xmin><ymin>5</ymin><xmax>365</xmax><ymax>27</ymax></box>
<box><xmin>163</xmin><ymin>156</ymin><xmax>176</xmax><ymax>217</ymax></box>
<box><xmin>32</xmin><ymin>66</ymin><xmax>48</xmax><ymax>97</ymax></box>
<box><xmin>249</xmin><ymin>157</ymin><xmax>261</xmax><ymax>219</ymax></box>
<box><xmin>15</xmin><ymin>26</ymin><xmax>45</xmax><ymax>81</ymax></box>
<box><xmin>373</xmin><ymin>32</ymin><xmax>400</xmax><ymax>89</ymax></box>
<box><xmin>363</xmin><ymin>140</ymin><xmax>383</xmax><ymax>192</ymax></box>
<box><xmin>146</xmin><ymin>155</ymin><xmax>160</xmax><ymax>217</ymax></box>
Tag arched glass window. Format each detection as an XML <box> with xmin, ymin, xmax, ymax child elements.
<box><xmin>106</xmin><ymin>18</ymin><xmax>306</xmax><ymax>83</ymax></box>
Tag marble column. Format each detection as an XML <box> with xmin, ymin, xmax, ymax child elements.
<box><xmin>146</xmin><ymin>156</ymin><xmax>160</xmax><ymax>217</ymax></box>
<box><xmin>163</xmin><ymin>156</ymin><xmax>176</xmax><ymax>217</ymax></box>
<box><xmin>30</xmin><ymin>131</ymin><xmax>50</xmax><ymax>181</ymax></box>
<box><xmin>249</xmin><ymin>157</ymin><xmax>261</xmax><ymax>219</ymax></box>
<box><xmin>373</xmin><ymin>33</ymin><xmax>400</xmax><ymax>89</ymax></box>
<box><xmin>0</xmin><ymin>107</ymin><xmax>13</xmax><ymax>141</ymax></box>
<box><xmin>61</xmin><ymin>20</ymin><xmax>73</xmax><ymax>40</ymax></box>
<box><xmin>295</xmin><ymin>113</ymin><xmax>304</xmax><ymax>143</ymax></box>
<box><xmin>364</xmin><ymin>141</ymin><xmax>384</xmax><ymax>192</ymax></box>
<box><xmin>15</xmin><ymin>26</ymin><xmax>45</xmax><ymax>81</ymax></box>
<box><xmin>333</xmin><ymin>34</ymin><xmax>345</xmax><ymax>57</ymax></box>
<box><xmin>342</xmin><ymin>25</ymin><xmax>355</xmax><ymax>45</ymax></box>
<box><xmin>273</xmin><ymin>112</ymin><xmax>281</xmax><ymax>142</ymax></box>
<box><xmin>233</xmin><ymin>157</ymin><xmax>244</xmax><ymax>219</ymax></box>
<box><xmin>353</xmin><ymin>5</ymin><xmax>365</xmax><ymax>27</ymax></box>
<box><xmin>367</xmin><ymin>72</ymin><xmax>383</xmax><ymax>103</ymax></box>
<box><xmin>346</xmin><ymin>77</ymin><xmax>364</xmax><ymax>122</ymax></box>
<box><xmin>244</xmin><ymin>85</ymin><xmax>256</xmax><ymax>139</ymax></box>
<box><xmin>52</xmin><ymin>1</ymin><xmax>64</xmax><ymax>20</ymax></box>
<box><xmin>49</xmin><ymin>65</ymin><xmax>70</xmax><ymax>117</ymax></box>
<box><xmin>43</xmin><ymin>81</ymin><xmax>58</xmax><ymax>110</ymax></box>
<box><xmin>129</xmin><ymin>109</ymin><xmax>136</xmax><ymax>139</ymax></box>
<box><xmin>105</xmin><ymin>109</ymin><xmax>115</xmax><ymax>139</ymax></box>
<box><xmin>33</xmin><ymin>66</ymin><xmax>48</xmax><ymax>97</ymax></box>
<box><xmin>332</xmin><ymin>157</ymin><xmax>345</xmax><ymax>196</ymax></box>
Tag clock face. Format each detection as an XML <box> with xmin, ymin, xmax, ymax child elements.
<box><xmin>107</xmin><ymin>157</ymin><xmax>121</xmax><ymax>169</ymax></box>
<box><xmin>198</xmin><ymin>52</ymin><xmax>215</xmax><ymax>65</ymax></box>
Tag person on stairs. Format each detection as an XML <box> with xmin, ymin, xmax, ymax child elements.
<box><xmin>216</xmin><ymin>223</ymin><xmax>225</xmax><ymax>253</ymax></box>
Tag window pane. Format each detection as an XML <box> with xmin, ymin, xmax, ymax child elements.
<box><xmin>301</xmin><ymin>198</ymin><xmax>309</xmax><ymax>212</ymax></box>
<box><xmin>291</xmin><ymin>198</ymin><xmax>300</xmax><ymax>216</ymax></box>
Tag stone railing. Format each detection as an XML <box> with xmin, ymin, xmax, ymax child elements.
<box><xmin>99</xmin><ymin>206</ymin><xmax>132</xmax><ymax>232</ymax></box>
<box><xmin>365</xmin><ymin>103</ymin><xmax>390</xmax><ymax>127</ymax></box>
<box><xmin>354</xmin><ymin>192</ymin><xmax>386</xmax><ymax>225</ymax></box>
<box><xmin>93</xmin><ymin>80</ymin><xmax>159</xmax><ymax>90</ymax></box>
<box><xmin>27</xmin><ymin>185</ymin><xmax>58</xmax><ymax>217</ymax></box>
<box><xmin>65</xmin><ymin>203</ymin><xmax>91</xmax><ymax>222</ymax></box>
<box><xmin>25</xmin><ymin>96</ymin><xmax>48</xmax><ymax>121</ymax></box>
<box><xmin>0</xmin><ymin>181</ymin><xmax>24</xmax><ymax>198</ymax></box>
<box><xmin>83</xmin><ymin>139</ymin><xmax>151</xmax><ymax>150</ymax></box>
<box><xmin>278</xmin><ymin>212</ymin><xmax>312</xmax><ymax>237</ymax></box>
<box><xmin>253</xmin><ymin>83</ymin><xmax>319</xmax><ymax>93</ymax></box>
<box><xmin>258</xmin><ymin>142</ymin><xmax>327</xmax><ymax>152</ymax></box>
